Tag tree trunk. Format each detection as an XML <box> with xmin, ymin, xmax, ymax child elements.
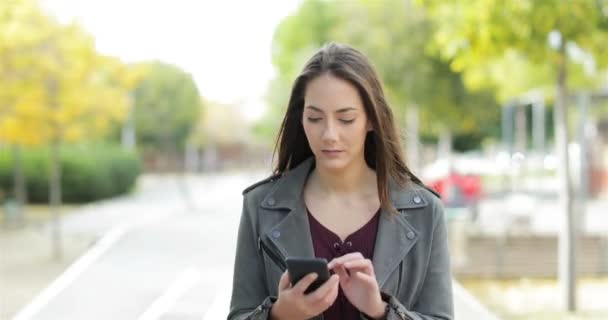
<box><xmin>175</xmin><ymin>141</ymin><xmax>196</xmax><ymax>211</ymax></box>
<box><xmin>533</xmin><ymin>98</ymin><xmax>546</xmax><ymax>156</ymax></box>
<box><xmin>406</xmin><ymin>104</ymin><xmax>420</xmax><ymax>174</ymax></box>
<box><xmin>185</xmin><ymin>142</ymin><xmax>199</xmax><ymax>173</ymax></box>
<box><xmin>121</xmin><ymin>93</ymin><xmax>136</xmax><ymax>151</ymax></box>
<box><xmin>576</xmin><ymin>93</ymin><xmax>590</xmax><ymax>235</ymax></box>
<box><xmin>438</xmin><ymin>126</ymin><xmax>453</xmax><ymax>170</ymax></box>
<box><xmin>515</xmin><ymin>104</ymin><xmax>527</xmax><ymax>154</ymax></box>
<box><xmin>501</xmin><ymin>102</ymin><xmax>515</xmax><ymax>193</ymax></box>
<box><xmin>555</xmin><ymin>42</ymin><xmax>576</xmax><ymax>312</ymax></box>
<box><xmin>49</xmin><ymin>138</ymin><xmax>63</xmax><ymax>260</ymax></box>
<box><xmin>515</xmin><ymin>104</ymin><xmax>528</xmax><ymax>191</ymax></box>
<box><xmin>12</xmin><ymin>144</ymin><xmax>26</xmax><ymax>223</ymax></box>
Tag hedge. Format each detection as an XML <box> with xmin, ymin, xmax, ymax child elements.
<box><xmin>0</xmin><ymin>144</ymin><xmax>141</xmax><ymax>203</ymax></box>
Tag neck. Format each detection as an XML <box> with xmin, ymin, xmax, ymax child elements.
<box><xmin>311</xmin><ymin>157</ymin><xmax>376</xmax><ymax>195</ymax></box>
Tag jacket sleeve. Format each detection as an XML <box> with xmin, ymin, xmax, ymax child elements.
<box><xmin>227</xmin><ymin>196</ymin><xmax>277</xmax><ymax>320</ymax></box>
<box><xmin>361</xmin><ymin>199</ymin><xmax>454</xmax><ymax>320</ymax></box>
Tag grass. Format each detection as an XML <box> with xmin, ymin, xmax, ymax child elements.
<box><xmin>460</xmin><ymin>277</ymin><xmax>608</xmax><ymax>319</ymax></box>
<box><xmin>0</xmin><ymin>204</ymin><xmax>81</xmax><ymax>230</ymax></box>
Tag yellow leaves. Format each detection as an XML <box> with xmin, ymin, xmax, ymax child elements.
<box><xmin>63</xmin><ymin>125</ymin><xmax>83</xmax><ymax>142</ymax></box>
<box><xmin>0</xmin><ymin>0</ymin><xmax>56</xmax><ymax>56</ymax></box>
<box><xmin>0</xmin><ymin>87</ymin><xmax>49</xmax><ymax>145</ymax></box>
<box><xmin>52</xmin><ymin>102</ymin><xmax>81</xmax><ymax>126</ymax></box>
<box><xmin>424</xmin><ymin>0</ymin><xmax>608</xmax><ymax>106</ymax></box>
<box><xmin>15</xmin><ymin>89</ymin><xmax>47</xmax><ymax>119</ymax></box>
<box><xmin>0</xmin><ymin>113</ymin><xmax>45</xmax><ymax>146</ymax></box>
<box><xmin>462</xmin><ymin>65</ymin><xmax>488</xmax><ymax>90</ymax></box>
<box><xmin>0</xmin><ymin>0</ymin><xmax>132</xmax><ymax>148</ymax></box>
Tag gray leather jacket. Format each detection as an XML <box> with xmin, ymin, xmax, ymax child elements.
<box><xmin>228</xmin><ymin>157</ymin><xmax>453</xmax><ymax>320</ymax></box>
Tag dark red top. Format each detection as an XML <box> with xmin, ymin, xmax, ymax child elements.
<box><xmin>307</xmin><ymin>208</ymin><xmax>381</xmax><ymax>320</ymax></box>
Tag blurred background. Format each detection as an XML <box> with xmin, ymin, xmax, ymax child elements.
<box><xmin>1</xmin><ymin>0</ymin><xmax>607</xmax><ymax>319</ymax></box>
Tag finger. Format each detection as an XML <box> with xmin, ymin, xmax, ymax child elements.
<box><xmin>343</xmin><ymin>259</ymin><xmax>374</xmax><ymax>275</ymax></box>
<box><xmin>292</xmin><ymin>272</ymin><xmax>318</xmax><ymax>294</ymax></box>
<box><xmin>328</xmin><ymin>252</ymin><xmax>365</xmax><ymax>269</ymax></box>
<box><xmin>333</xmin><ymin>264</ymin><xmax>350</xmax><ymax>280</ymax></box>
<box><xmin>352</xmin><ymin>271</ymin><xmax>377</xmax><ymax>286</ymax></box>
<box><xmin>334</xmin><ymin>264</ymin><xmax>351</xmax><ymax>288</ymax></box>
<box><xmin>320</xmin><ymin>275</ymin><xmax>340</xmax><ymax>307</ymax></box>
<box><xmin>328</xmin><ymin>252</ymin><xmax>364</xmax><ymax>267</ymax></box>
<box><xmin>305</xmin><ymin>274</ymin><xmax>339</xmax><ymax>303</ymax></box>
<box><xmin>278</xmin><ymin>271</ymin><xmax>290</xmax><ymax>291</ymax></box>
<box><xmin>328</xmin><ymin>275</ymin><xmax>340</xmax><ymax>298</ymax></box>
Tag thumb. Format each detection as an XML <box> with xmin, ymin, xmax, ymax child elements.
<box><xmin>278</xmin><ymin>271</ymin><xmax>290</xmax><ymax>291</ymax></box>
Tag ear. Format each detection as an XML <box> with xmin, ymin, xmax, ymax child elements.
<box><xmin>366</xmin><ymin>120</ymin><xmax>373</xmax><ymax>132</ymax></box>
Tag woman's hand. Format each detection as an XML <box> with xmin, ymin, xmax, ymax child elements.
<box><xmin>270</xmin><ymin>270</ymin><xmax>340</xmax><ymax>320</ymax></box>
<box><xmin>328</xmin><ymin>252</ymin><xmax>388</xmax><ymax>319</ymax></box>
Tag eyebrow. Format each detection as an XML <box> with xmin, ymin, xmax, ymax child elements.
<box><xmin>305</xmin><ymin>105</ymin><xmax>358</xmax><ymax>113</ymax></box>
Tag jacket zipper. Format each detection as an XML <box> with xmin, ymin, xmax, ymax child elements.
<box><xmin>258</xmin><ymin>237</ymin><xmax>287</xmax><ymax>271</ymax></box>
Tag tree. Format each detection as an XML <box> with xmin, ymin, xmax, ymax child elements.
<box><xmin>420</xmin><ymin>0</ymin><xmax>608</xmax><ymax>311</ymax></box>
<box><xmin>332</xmin><ymin>0</ymin><xmax>499</xmax><ymax>164</ymax></box>
<box><xmin>255</xmin><ymin>0</ymin><xmax>343</xmax><ymax>145</ymax></box>
<box><xmin>47</xmin><ymin>25</ymin><xmax>133</xmax><ymax>259</ymax></box>
<box><xmin>263</xmin><ymin>0</ymin><xmax>501</xmax><ymax>168</ymax></box>
<box><xmin>1</xmin><ymin>0</ymin><xmax>134</xmax><ymax>258</ymax></box>
<box><xmin>131</xmin><ymin>61</ymin><xmax>202</xmax><ymax>170</ymax></box>
<box><xmin>0</xmin><ymin>0</ymin><xmax>54</xmax><ymax>217</ymax></box>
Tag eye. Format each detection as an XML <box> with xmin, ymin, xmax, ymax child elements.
<box><xmin>307</xmin><ymin>117</ymin><xmax>322</xmax><ymax>123</ymax></box>
<box><xmin>340</xmin><ymin>119</ymin><xmax>355</xmax><ymax>124</ymax></box>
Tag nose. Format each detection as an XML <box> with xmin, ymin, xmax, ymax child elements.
<box><xmin>321</xmin><ymin>120</ymin><xmax>338</xmax><ymax>143</ymax></box>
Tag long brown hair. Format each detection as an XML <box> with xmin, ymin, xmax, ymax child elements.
<box><xmin>272</xmin><ymin>42</ymin><xmax>423</xmax><ymax>215</ymax></box>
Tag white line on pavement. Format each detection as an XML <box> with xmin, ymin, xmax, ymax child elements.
<box><xmin>202</xmin><ymin>268</ymin><xmax>233</xmax><ymax>320</ymax></box>
<box><xmin>12</xmin><ymin>224</ymin><xmax>129</xmax><ymax>320</ymax></box>
<box><xmin>12</xmin><ymin>211</ymin><xmax>176</xmax><ymax>320</ymax></box>
<box><xmin>452</xmin><ymin>280</ymin><xmax>501</xmax><ymax>320</ymax></box>
<box><xmin>137</xmin><ymin>267</ymin><xmax>202</xmax><ymax>320</ymax></box>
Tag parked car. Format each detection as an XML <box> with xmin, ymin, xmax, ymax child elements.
<box><xmin>429</xmin><ymin>171</ymin><xmax>482</xmax><ymax>221</ymax></box>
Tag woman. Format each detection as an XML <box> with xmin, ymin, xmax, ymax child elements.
<box><xmin>228</xmin><ymin>43</ymin><xmax>453</xmax><ymax>320</ymax></box>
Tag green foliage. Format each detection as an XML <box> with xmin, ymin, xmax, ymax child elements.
<box><xmin>0</xmin><ymin>144</ymin><xmax>140</xmax><ymax>203</ymax></box>
<box><xmin>257</xmin><ymin>0</ymin><xmax>344</xmax><ymax>142</ymax></box>
<box><xmin>132</xmin><ymin>61</ymin><xmax>202</xmax><ymax>152</ymax></box>
<box><xmin>260</xmin><ymin>0</ymin><xmax>502</xmax><ymax>147</ymax></box>
<box><xmin>420</xmin><ymin>0</ymin><xmax>608</xmax><ymax>101</ymax></box>
<box><xmin>271</xmin><ymin>0</ymin><xmax>343</xmax><ymax>80</ymax></box>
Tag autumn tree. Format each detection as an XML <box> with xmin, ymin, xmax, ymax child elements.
<box><xmin>0</xmin><ymin>0</ymin><xmax>136</xmax><ymax>258</ymax></box>
<box><xmin>420</xmin><ymin>0</ymin><xmax>608</xmax><ymax>310</ymax></box>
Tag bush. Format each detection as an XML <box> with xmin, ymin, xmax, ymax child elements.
<box><xmin>0</xmin><ymin>144</ymin><xmax>141</xmax><ymax>203</ymax></box>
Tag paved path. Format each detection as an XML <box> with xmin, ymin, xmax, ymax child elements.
<box><xmin>12</xmin><ymin>172</ymin><xmax>500</xmax><ymax>320</ymax></box>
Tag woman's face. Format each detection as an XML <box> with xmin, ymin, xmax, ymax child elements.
<box><xmin>302</xmin><ymin>73</ymin><xmax>372</xmax><ymax>172</ymax></box>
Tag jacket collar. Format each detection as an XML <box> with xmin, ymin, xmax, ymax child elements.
<box><xmin>260</xmin><ymin>157</ymin><xmax>429</xmax><ymax>288</ymax></box>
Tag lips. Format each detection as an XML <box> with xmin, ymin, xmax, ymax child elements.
<box><xmin>322</xmin><ymin>149</ymin><xmax>343</xmax><ymax>155</ymax></box>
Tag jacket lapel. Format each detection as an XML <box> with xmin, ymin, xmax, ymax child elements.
<box><xmin>373</xmin><ymin>181</ymin><xmax>429</xmax><ymax>288</ymax></box>
<box><xmin>260</xmin><ymin>158</ymin><xmax>316</xmax><ymax>260</ymax></box>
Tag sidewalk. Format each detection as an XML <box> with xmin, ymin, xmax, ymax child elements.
<box><xmin>0</xmin><ymin>224</ymin><xmax>96</xmax><ymax>319</ymax></box>
<box><xmin>0</xmin><ymin>174</ymin><xmax>196</xmax><ymax>319</ymax></box>
<box><xmin>2</xmin><ymin>172</ymin><xmax>502</xmax><ymax>320</ymax></box>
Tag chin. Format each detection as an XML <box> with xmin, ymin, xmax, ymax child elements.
<box><xmin>314</xmin><ymin>154</ymin><xmax>351</xmax><ymax>172</ymax></box>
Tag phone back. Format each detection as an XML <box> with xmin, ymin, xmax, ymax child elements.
<box><xmin>286</xmin><ymin>257</ymin><xmax>330</xmax><ymax>294</ymax></box>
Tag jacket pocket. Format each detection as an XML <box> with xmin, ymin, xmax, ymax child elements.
<box><xmin>258</xmin><ymin>237</ymin><xmax>287</xmax><ymax>271</ymax></box>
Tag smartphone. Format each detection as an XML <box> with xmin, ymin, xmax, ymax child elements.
<box><xmin>285</xmin><ymin>257</ymin><xmax>331</xmax><ymax>294</ymax></box>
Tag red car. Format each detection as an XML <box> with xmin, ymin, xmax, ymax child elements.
<box><xmin>429</xmin><ymin>172</ymin><xmax>482</xmax><ymax>209</ymax></box>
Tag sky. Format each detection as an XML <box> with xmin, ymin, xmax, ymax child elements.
<box><xmin>39</xmin><ymin>0</ymin><xmax>301</xmax><ymax>122</ymax></box>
